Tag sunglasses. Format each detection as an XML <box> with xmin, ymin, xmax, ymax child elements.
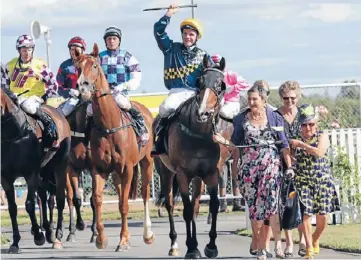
<box><xmin>283</xmin><ymin>96</ymin><xmax>297</xmax><ymax>101</ymax></box>
<box><xmin>301</xmin><ymin>122</ymin><xmax>315</xmax><ymax>128</ymax></box>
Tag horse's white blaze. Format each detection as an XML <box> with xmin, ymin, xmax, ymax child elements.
<box><xmin>198</xmin><ymin>88</ymin><xmax>210</xmax><ymax>114</ymax></box>
<box><xmin>143</xmin><ymin>201</ymin><xmax>153</xmax><ymax>239</ymax></box>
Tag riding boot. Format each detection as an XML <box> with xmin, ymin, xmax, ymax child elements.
<box><xmin>34</xmin><ymin>107</ymin><xmax>59</xmax><ymax>148</ymax></box>
<box><xmin>84</xmin><ymin>116</ymin><xmax>93</xmax><ymax>146</ymax></box>
<box><xmin>128</xmin><ymin>106</ymin><xmax>149</xmax><ymax>146</ymax></box>
<box><xmin>151</xmin><ymin>117</ymin><xmax>167</xmax><ymax>156</ymax></box>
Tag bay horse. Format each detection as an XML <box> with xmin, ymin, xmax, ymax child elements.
<box><xmin>74</xmin><ymin>43</ymin><xmax>155</xmax><ymax>251</ymax></box>
<box><xmin>154</xmin><ymin>56</ymin><xmax>226</xmax><ymax>259</ymax></box>
<box><xmin>1</xmin><ymin>88</ymin><xmax>71</xmax><ymax>253</ymax></box>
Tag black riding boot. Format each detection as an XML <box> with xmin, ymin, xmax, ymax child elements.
<box><xmin>35</xmin><ymin>108</ymin><xmax>59</xmax><ymax>148</ymax></box>
<box><xmin>128</xmin><ymin>106</ymin><xmax>148</xmax><ymax>146</ymax></box>
<box><xmin>151</xmin><ymin>117</ymin><xmax>167</xmax><ymax>156</ymax></box>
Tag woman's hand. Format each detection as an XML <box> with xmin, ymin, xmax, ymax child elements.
<box><xmin>290</xmin><ymin>139</ymin><xmax>303</xmax><ymax>149</ymax></box>
<box><xmin>212</xmin><ymin>133</ymin><xmax>226</xmax><ymax>144</ymax></box>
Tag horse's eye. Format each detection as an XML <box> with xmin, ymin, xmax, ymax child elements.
<box><xmin>93</xmin><ymin>64</ymin><xmax>97</xmax><ymax>69</ymax></box>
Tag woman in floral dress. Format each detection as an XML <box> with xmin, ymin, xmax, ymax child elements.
<box><xmin>290</xmin><ymin>104</ymin><xmax>340</xmax><ymax>259</ymax></box>
<box><xmin>213</xmin><ymin>81</ymin><xmax>294</xmax><ymax>260</ymax></box>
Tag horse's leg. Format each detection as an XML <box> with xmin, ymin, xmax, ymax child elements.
<box><xmin>140</xmin><ymin>156</ymin><xmax>155</xmax><ymax>245</ymax></box>
<box><xmin>177</xmin><ymin>172</ymin><xmax>201</xmax><ymax>259</ymax></box>
<box><xmin>115</xmin><ymin>165</ymin><xmax>133</xmax><ymax>252</ymax></box>
<box><xmin>48</xmin><ymin>191</ymin><xmax>56</xmax><ymax>242</ymax></box>
<box><xmin>231</xmin><ymin>151</ymin><xmax>243</xmax><ymax>211</ymax></box>
<box><xmin>192</xmin><ymin>177</ymin><xmax>202</xmax><ymax>219</ymax></box>
<box><xmin>65</xmin><ymin>167</ymin><xmax>76</xmax><ymax>242</ymax></box>
<box><xmin>36</xmin><ymin>193</ymin><xmax>44</xmax><ymax>231</ymax></box>
<box><xmin>89</xmin><ymin>188</ymin><xmax>98</xmax><ymax>243</ymax></box>
<box><xmin>37</xmin><ymin>185</ymin><xmax>54</xmax><ymax>244</ymax></box>
<box><xmin>53</xmin><ymin>162</ymin><xmax>67</xmax><ymax>249</ymax></box>
<box><xmin>93</xmin><ymin>170</ymin><xmax>108</xmax><ymax>249</ymax></box>
<box><xmin>24</xmin><ymin>173</ymin><xmax>46</xmax><ymax>247</ymax></box>
<box><xmin>204</xmin><ymin>184</ymin><xmax>220</xmax><ymax>258</ymax></box>
<box><xmin>72</xmin><ymin>172</ymin><xmax>86</xmax><ymax>231</ymax></box>
<box><xmin>3</xmin><ymin>181</ymin><xmax>22</xmax><ymax>253</ymax></box>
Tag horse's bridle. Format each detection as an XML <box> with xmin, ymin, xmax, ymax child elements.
<box><xmin>199</xmin><ymin>67</ymin><xmax>225</xmax><ymax>108</ymax></box>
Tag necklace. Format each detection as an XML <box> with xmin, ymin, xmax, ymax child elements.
<box><xmin>251</xmin><ymin>111</ymin><xmax>264</xmax><ymax>121</ymax></box>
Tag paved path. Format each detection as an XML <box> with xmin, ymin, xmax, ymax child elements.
<box><xmin>1</xmin><ymin>214</ymin><xmax>359</xmax><ymax>259</ymax></box>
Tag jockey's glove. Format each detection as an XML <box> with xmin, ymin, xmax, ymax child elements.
<box><xmin>69</xmin><ymin>89</ymin><xmax>80</xmax><ymax>98</ymax></box>
<box><xmin>114</xmin><ymin>83</ymin><xmax>129</xmax><ymax>93</ymax></box>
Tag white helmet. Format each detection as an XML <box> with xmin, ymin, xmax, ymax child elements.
<box><xmin>16</xmin><ymin>34</ymin><xmax>35</xmax><ymax>50</ymax></box>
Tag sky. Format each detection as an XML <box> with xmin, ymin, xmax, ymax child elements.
<box><xmin>1</xmin><ymin>0</ymin><xmax>360</xmax><ymax>94</ymax></box>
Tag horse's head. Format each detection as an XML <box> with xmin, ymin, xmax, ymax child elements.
<box><xmin>197</xmin><ymin>55</ymin><xmax>226</xmax><ymax>122</ymax></box>
<box><xmin>1</xmin><ymin>88</ymin><xmax>15</xmax><ymax>117</ymax></box>
<box><xmin>73</xmin><ymin>43</ymin><xmax>104</xmax><ymax>101</ymax></box>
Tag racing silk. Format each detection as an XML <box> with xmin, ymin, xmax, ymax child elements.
<box><xmin>223</xmin><ymin>70</ymin><xmax>249</xmax><ymax>102</ymax></box>
<box><xmin>98</xmin><ymin>48</ymin><xmax>141</xmax><ymax>96</ymax></box>
<box><xmin>1</xmin><ymin>62</ymin><xmax>10</xmax><ymax>88</ymax></box>
<box><xmin>6</xmin><ymin>57</ymin><xmax>58</xmax><ymax>100</ymax></box>
<box><xmin>56</xmin><ymin>58</ymin><xmax>78</xmax><ymax>98</ymax></box>
<box><xmin>154</xmin><ymin>15</ymin><xmax>212</xmax><ymax>91</ymax></box>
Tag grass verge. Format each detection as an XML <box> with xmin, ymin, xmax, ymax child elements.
<box><xmin>236</xmin><ymin>224</ymin><xmax>361</xmax><ymax>254</ymax></box>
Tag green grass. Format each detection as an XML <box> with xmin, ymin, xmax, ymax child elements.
<box><xmin>236</xmin><ymin>224</ymin><xmax>361</xmax><ymax>254</ymax></box>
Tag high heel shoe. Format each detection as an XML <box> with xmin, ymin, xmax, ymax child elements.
<box><xmin>304</xmin><ymin>248</ymin><xmax>314</xmax><ymax>259</ymax></box>
<box><xmin>313</xmin><ymin>240</ymin><xmax>320</xmax><ymax>255</ymax></box>
<box><xmin>274</xmin><ymin>247</ymin><xmax>285</xmax><ymax>259</ymax></box>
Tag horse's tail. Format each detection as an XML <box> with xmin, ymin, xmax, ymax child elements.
<box><xmin>154</xmin><ymin>157</ymin><xmax>180</xmax><ymax>207</ymax></box>
<box><xmin>130</xmin><ymin>164</ymin><xmax>139</xmax><ymax>200</ymax></box>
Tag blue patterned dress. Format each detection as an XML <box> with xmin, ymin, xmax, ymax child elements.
<box><xmin>294</xmin><ymin>130</ymin><xmax>340</xmax><ymax>215</ymax></box>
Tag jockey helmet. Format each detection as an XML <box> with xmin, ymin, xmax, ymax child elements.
<box><xmin>68</xmin><ymin>36</ymin><xmax>86</xmax><ymax>50</ymax></box>
<box><xmin>16</xmin><ymin>34</ymin><xmax>35</xmax><ymax>50</ymax></box>
<box><xmin>103</xmin><ymin>26</ymin><xmax>122</xmax><ymax>40</ymax></box>
<box><xmin>180</xmin><ymin>18</ymin><xmax>203</xmax><ymax>39</ymax></box>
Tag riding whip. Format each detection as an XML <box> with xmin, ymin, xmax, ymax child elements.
<box><xmin>143</xmin><ymin>4</ymin><xmax>197</xmax><ymax>11</ymax></box>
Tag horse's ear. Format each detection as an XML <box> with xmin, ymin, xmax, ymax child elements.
<box><xmin>91</xmin><ymin>43</ymin><xmax>99</xmax><ymax>58</ymax></box>
<box><xmin>203</xmin><ymin>55</ymin><xmax>211</xmax><ymax>69</ymax></box>
<box><xmin>219</xmin><ymin>57</ymin><xmax>226</xmax><ymax>71</ymax></box>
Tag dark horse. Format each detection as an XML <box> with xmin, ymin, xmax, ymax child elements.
<box><xmin>154</xmin><ymin>56</ymin><xmax>226</xmax><ymax>259</ymax></box>
<box><xmin>1</xmin><ymin>88</ymin><xmax>71</xmax><ymax>253</ymax></box>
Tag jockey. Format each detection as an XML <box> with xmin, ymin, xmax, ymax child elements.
<box><xmin>85</xmin><ymin>26</ymin><xmax>148</xmax><ymax>145</ymax></box>
<box><xmin>152</xmin><ymin>4</ymin><xmax>213</xmax><ymax>155</ymax></box>
<box><xmin>5</xmin><ymin>34</ymin><xmax>59</xmax><ymax>147</ymax></box>
<box><xmin>56</xmin><ymin>36</ymin><xmax>87</xmax><ymax>116</ymax></box>
<box><xmin>211</xmin><ymin>54</ymin><xmax>250</xmax><ymax>119</ymax></box>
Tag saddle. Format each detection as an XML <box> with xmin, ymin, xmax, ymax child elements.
<box><xmin>1</xmin><ymin>105</ymin><xmax>59</xmax><ymax>167</ymax></box>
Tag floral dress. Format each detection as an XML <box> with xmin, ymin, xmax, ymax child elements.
<box><xmin>294</xmin><ymin>130</ymin><xmax>340</xmax><ymax>215</ymax></box>
<box><xmin>238</xmin><ymin>117</ymin><xmax>283</xmax><ymax>221</ymax></box>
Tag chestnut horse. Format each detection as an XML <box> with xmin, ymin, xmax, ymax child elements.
<box><xmin>154</xmin><ymin>56</ymin><xmax>226</xmax><ymax>259</ymax></box>
<box><xmin>1</xmin><ymin>88</ymin><xmax>71</xmax><ymax>253</ymax></box>
<box><xmin>74</xmin><ymin>43</ymin><xmax>155</xmax><ymax>251</ymax></box>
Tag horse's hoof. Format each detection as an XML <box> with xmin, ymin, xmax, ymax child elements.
<box><xmin>95</xmin><ymin>237</ymin><xmax>108</xmax><ymax>249</ymax></box>
<box><xmin>143</xmin><ymin>232</ymin><xmax>155</xmax><ymax>245</ymax></box>
<box><xmin>52</xmin><ymin>239</ymin><xmax>63</xmax><ymax>250</ymax></box>
<box><xmin>76</xmin><ymin>220</ymin><xmax>86</xmax><ymax>231</ymax></box>
<box><xmin>204</xmin><ymin>244</ymin><xmax>218</xmax><ymax>258</ymax></box>
<box><xmin>66</xmin><ymin>233</ymin><xmax>76</xmax><ymax>242</ymax></box>
<box><xmin>185</xmin><ymin>249</ymin><xmax>202</xmax><ymax>259</ymax></box>
<box><xmin>8</xmin><ymin>246</ymin><xmax>20</xmax><ymax>254</ymax></box>
<box><xmin>46</xmin><ymin>230</ymin><xmax>56</xmax><ymax>244</ymax></box>
<box><xmin>168</xmin><ymin>248</ymin><xmax>180</xmax><ymax>256</ymax></box>
<box><xmin>115</xmin><ymin>243</ymin><xmax>131</xmax><ymax>252</ymax></box>
<box><xmin>34</xmin><ymin>232</ymin><xmax>46</xmax><ymax>246</ymax></box>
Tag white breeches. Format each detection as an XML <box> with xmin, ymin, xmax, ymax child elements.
<box><xmin>19</xmin><ymin>96</ymin><xmax>43</xmax><ymax>115</ymax></box>
<box><xmin>158</xmin><ymin>88</ymin><xmax>197</xmax><ymax>118</ymax></box>
<box><xmin>58</xmin><ymin>97</ymin><xmax>80</xmax><ymax>117</ymax></box>
<box><xmin>219</xmin><ymin>101</ymin><xmax>240</xmax><ymax>119</ymax></box>
<box><xmin>86</xmin><ymin>92</ymin><xmax>131</xmax><ymax>117</ymax></box>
